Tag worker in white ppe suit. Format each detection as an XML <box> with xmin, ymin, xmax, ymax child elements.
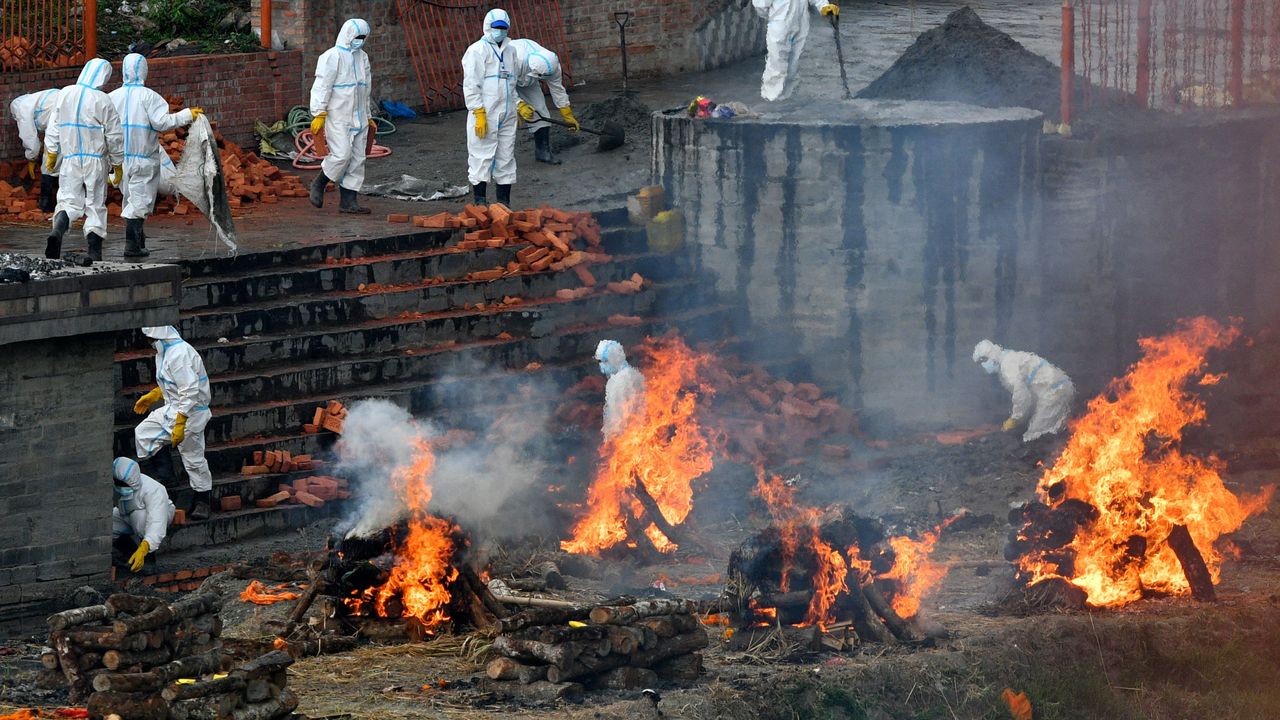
<box><xmin>596</xmin><ymin>340</ymin><xmax>646</xmax><ymax>440</ymax></box>
<box><xmin>309</xmin><ymin>18</ymin><xmax>376</xmax><ymax>215</ymax></box>
<box><xmin>511</xmin><ymin>38</ymin><xmax>579</xmax><ymax>165</ymax></box>
<box><xmin>973</xmin><ymin>340</ymin><xmax>1075</xmax><ymax>443</ymax></box>
<box><xmin>133</xmin><ymin>326</ymin><xmax>214</xmax><ymax>521</ymax></box>
<box><xmin>43</xmin><ymin>58</ymin><xmax>124</xmax><ymax>261</ymax></box>
<box><xmin>753</xmin><ymin>0</ymin><xmax>840</xmax><ymax>102</ymax></box>
<box><xmin>109</xmin><ymin>53</ymin><xmax>202</xmax><ymax>258</ymax></box>
<box><xmin>112</xmin><ymin>457</ymin><xmax>175</xmax><ymax>573</ymax></box>
<box><xmin>462</xmin><ymin>9</ymin><xmax>518</xmax><ymax>207</ymax></box>
<box><xmin>8</xmin><ymin>88</ymin><xmax>60</xmax><ymax>212</ymax></box>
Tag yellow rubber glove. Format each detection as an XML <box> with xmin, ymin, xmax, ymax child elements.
<box><xmin>310</xmin><ymin>111</ymin><xmax>326</xmax><ymax>135</ymax></box>
<box><xmin>109</xmin><ymin>164</ymin><xmax>122</xmax><ymax>187</ymax></box>
<box><xmin>128</xmin><ymin>540</ymin><xmax>150</xmax><ymax>572</ymax></box>
<box><xmin>474</xmin><ymin>107</ymin><xmax>488</xmax><ymax>138</ymax></box>
<box><xmin>517</xmin><ymin>100</ymin><xmax>536</xmax><ymax>123</ymax></box>
<box><xmin>134</xmin><ymin>387</ymin><xmax>164</xmax><ymax>415</ymax></box>
<box><xmin>172</xmin><ymin>413</ymin><xmax>188</xmax><ymax>446</ymax></box>
<box><xmin>821</xmin><ymin>3</ymin><xmax>839</xmax><ymax>17</ymax></box>
<box><xmin>27</xmin><ymin>160</ymin><xmax>37</xmax><ymax>179</ymax></box>
<box><xmin>190</xmin><ymin>107</ymin><xmax>204</xmax><ymax>120</ymax></box>
<box><xmin>1002</xmin><ymin>417</ymin><xmax>1020</xmax><ymax>432</ymax></box>
<box><xmin>45</xmin><ymin>151</ymin><xmax>58</xmax><ymax>172</ymax></box>
<box><xmin>559</xmin><ymin>106</ymin><xmax>580</xmax><ymax>132</ymax></box>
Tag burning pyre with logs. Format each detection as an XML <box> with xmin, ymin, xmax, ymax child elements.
<box><xmin>1005</xmin><ymin>318</ymin><xmax>1274</xmax><ymax>609</ymax></box>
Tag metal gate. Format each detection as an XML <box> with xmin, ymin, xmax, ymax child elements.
<box><xmin>396</xmin><ymin>0</ymin><xmax>573</xmax><ymax>113</ymax></box>
<box><xmin>0</xmin><ymin>0</ymin><xmax>94</xmax><ymax>72</ymax></box>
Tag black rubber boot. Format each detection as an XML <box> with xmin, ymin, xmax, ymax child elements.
<box><xmin>123</xmin><ymin>218</ymin><xmax>149</xmax><ymax>258</ymax></box>
<box><xmin>534</xmin><ymin>127</ymin><xmax>561</xmax><ymax>165</ymax></box>
<box><xmin>111</xmin><ymin>535</ymin><xmax>138</xmax><ymax>569</ymax></box>
<box><xmin>86</xmin><ymin>232</ymin><xmax>104</xmax><ymax>262</ymax></box>
<box><xmin>472</xmin><ymin>181</ymin><xmax>488</xmax><ymax>206</ymax></box>
<box><xmin>46</xmin><ymin>211</ymin><xmax>68</xmax><ymax>259</ymax></box>
<box><xmin>496</xmin><ymin>183</ymin><xmax>512</xmax><ymax>206</ymax></box>
<box><xmin>309</xmin><ymin>172</ymin><xmax>329</xmax><ymax>208</ymax></box>
<box><xmin>38</xmin><ymin>174</ymin><xmax>58</xmax><ymax>212</ymax></box>
<box><xmin>189</xmin><ymin>491</ymin><xmax>212</xmax><ymax>522</ymax></box>
<box><xmin>338</xmin><ymin>186</ymin><xmax>371</xmax><ymax>214</ymax></box>
<box><xmin>138</xmin><ymin>218</ymin><xmax>148</xmax><ymax>250</ymax></box>
<box><xmin>141</xmin><ymin>450</ymin><xmax>178</xmax><ymax>489</ymax></box>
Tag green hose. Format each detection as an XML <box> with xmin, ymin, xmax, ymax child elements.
<box><xmin>286</xmin><ymin>105</ymin><xmax>396</xmax><ymax>137</ymax></box>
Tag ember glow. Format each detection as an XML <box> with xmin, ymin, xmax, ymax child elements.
<box><xmin>753</xmin><ymin>472</ymin><xmax>849</xmax><ymax>628</ymax></box>
<box><xmin>346</xmin><ymin>436</ymin><xmax>458</xmax><ymax>630</ymax></box>
<box><xmin>1020</xmin><ymin>317</ymin><xmax>1274</xmax><ymax>607</ymax></box>
<box><xmin>561</xmin><ymin>336</ymin><xmax>716</xmax><ymax>554</ymax></box>
<box><xmin>880</xmin><ymin>517</ymin><xmax>956</xmax><ymax>618</ymax></box>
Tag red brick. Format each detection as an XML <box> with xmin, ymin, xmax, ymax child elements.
<box><xmin>219</xmin><ymin>495</ymin><xmax>243</xmax><ymax>512</ymax></box>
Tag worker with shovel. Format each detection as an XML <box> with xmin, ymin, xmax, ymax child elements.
<box><xmin>753</xmin><ymin>0</ymin><xmax>841</xmax><ymax>101</ymax></box>
<box><xmin>511</xmin><ymin>38</ymin><xmax>579</xmax><ymax>165</ymax></box>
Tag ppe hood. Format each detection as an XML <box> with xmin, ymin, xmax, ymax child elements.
<box><xmin>595</xmin><ymin>339</ymin><xmax>627</xmax><ymax>374</ymax></box>
<box><xmin>77</xmin><ymin>58</ymin><xmax>112</xmax><ymax>89</ymax></box>
<box><xmin>337</xmin><ymin>18</ymin><xmax>370</xmax><ymax>49</ymax></box>
<box><xmin>484</xmin><ymin>9</ymin><xmax>511</xmax><ymax>34</ymax></box>
<box><xmin>122</xmin><ymin>53</ymin><xmax>148</xmax><ymax>85</ymax></box>
<box><xmin>972</xmin><ymin>339</ymin><xmax>1003</xmax><ymax>364</ymax></box>
<box><xmin>113</xmin><ymin>457</ymin><xmax>143</xmax><ymax>493</ymax></box>
<box><xmin>142</xmin><ymin>326</ymin><xmax>182</xmax><ymax>341</ymax></box>
<box><xmin>526</xmin><ymin>47</ymin><xmax>559</xmax><ymax>79</ymax></box>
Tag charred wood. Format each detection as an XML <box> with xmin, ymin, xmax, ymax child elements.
<box><xmin>591</xmin><ymin>666</ymin><xmax>658</xmax><ymax>690</ymax></box>
<box><xmin>496</xmin><ymin>607</ymin><xmax>590</xmax><ymax>634</ymax></box>
<box><xmin>651</xmin><ymin>651</ymin><xmax>703</xmax><ymax>682</ymax></box>
<box><xmin>1167</xmin><ymin>524</ymin><xmax>1217</xmax><ymax>602</ymax></box>
<box><xmin>86</xmin><ymin>690</ymin><xmax>169</xmax><ymax>720</ymax></box>
<box><xmin>162</xmin><ymin>675</ymin><xmax>247</xmax><ymax>702</ymax></box>
<box><xmin>589</xmin><ymin>599</ymin><xmax>695</xmax><ymax>625</ymax></box>
<box><xmin>861</xmin><ymin>581</ymin><xmax>924</xmax><ymax>643</ymax></box>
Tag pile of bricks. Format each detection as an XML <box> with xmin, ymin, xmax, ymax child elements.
<box><xmin>117</xmin><ymin>565</ymin><xmax>231</xmax><ymax>592</ymax></box>
<box><xmin>0</xmin><ymin>168</ymin><xmax>43</xmax><ymax>222</ymax></box>
<box><xmin>240</xmin><ymin>449</ymin><xmax>318</xmax><ymax>476</ymax></box>
<box><xmin>305</xmin><ymin>400</ymin><xmax>347</xmax><ymax>434</ymax></box>
<box><xmin>252</xmin><ymin>475</ymin><xmax>351</xmax><ymax>510</ymax></box>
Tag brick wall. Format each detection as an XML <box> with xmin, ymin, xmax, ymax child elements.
<box><xmin>0</xmin><ymin>334</ymin><xmax>116</xmax><ymax>620</ymax></box>
<box><xmin>1</xmin><ymin>50</ymin><xmax>304</xmax><ymax>162</ymax></box>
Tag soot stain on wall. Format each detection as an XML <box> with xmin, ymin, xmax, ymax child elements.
<box><xmin>738</xmin><ymin>124</ymin><xmax>765</xmax><ymax>318</ymax></box>
<box><xmin>777</xmin><ymin>127</ymin><xmax>802</xmax><ymax>324</ymax></box>
<box><xmin>838</xmin><ymin>129</ymin><xmax>868</xmax><ymax>410</ymax></box>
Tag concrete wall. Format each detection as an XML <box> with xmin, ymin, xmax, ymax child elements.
<box><xmin>654</xmin><ymin>102</ymin><xmax>1045</xmax><ymax>432</ymax></box>
<box><xmin>0</xmin><ymin>51</ymin><xmax>304</xmax><ymax>161</ymax></box>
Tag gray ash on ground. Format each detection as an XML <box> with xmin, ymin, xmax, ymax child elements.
<box><xmin>547</xmin><ymin>94</ymin><xmax>653</xmax><ymax>151</ymax></box>
<box><xmin>857</xmin><ymin>6</ymin><xmax>1062</xmax><ymax>116</ymax></box>
<box><xmin>0</xmin><ymin>253</ymin><xmax>73</xmax><ymax>281</ymax></box>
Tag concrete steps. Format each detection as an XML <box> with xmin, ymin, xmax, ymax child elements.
<box><xmin>111</xmin><ymin>213</ymin><xmax>726</xmax><ymax>561</ymax></box>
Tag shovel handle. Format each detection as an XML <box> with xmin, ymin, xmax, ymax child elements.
<box><xmin>534</xmin><ymin>112</ymin><xmax>603</xmax><ymax>136</ymax></box>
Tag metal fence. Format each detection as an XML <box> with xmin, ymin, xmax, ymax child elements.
<box><xmin>1064</xmin><ymin>0</ymin><xmax>1280</xmax><ymax>120</ymax></box>
<box><xmin>396</xmin><ymin>0</ymin><xmax>573</xmax><ymax>113</ymax></box>
<box><xmin>0</xmin><ymin>0</ymin><xmax>95</xmax><ymax>72</ymax></box>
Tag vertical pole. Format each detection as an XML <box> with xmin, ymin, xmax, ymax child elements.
<box><xmin>1136</xmin><ymin>0</ymin><xmax>1152</xmax><ymax>108</ymax></box>
<box><xmin>614</xmin><ymin>12</ymin><xmax>632</xmax><ymax>96</ymax></box>
<box><xmin>1230</xmin><ymin>0</ymin><xmax>1245</xmax><ymax>106</ymax></box>
<box><xmin>84</xmin><ymin>0</ymin><xmax>98</xmax><ymax>59</ymax></box>
<box><xmin>260</xmin><ymin>0</ymin><xmax>273</xmax><ymax>49</ymax></box>
<box><xmin>1061</xmin><ymin>0</ymin><xmax>1075</xmax><ymax>126</ymax></box>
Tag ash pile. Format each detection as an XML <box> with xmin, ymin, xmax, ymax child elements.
<box><xmin>41</xmin><ymin>590</ymin><xmax>299</xmax><ymax>720</ymax></box>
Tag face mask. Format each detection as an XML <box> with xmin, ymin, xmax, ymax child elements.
<box><xmin>599</xmin><ymin>361</ymin><xmax>614</xmax><ymax>376</ymax></box>
<box><xmin>489</xmin><ymin>29</ymin><xmax>508</xmax><ymax>43</ymax></box>
<box><xmin>981</xmin><ymin>359</ymin><xmax>999</xmax><ymax>374</ymax></box>
<box><xmin>351</xmin><ymin>38</ymin><xmax>365</xmax><ymax>50</ymax></box>
<box><xmin>115</xmin><ymin>485</ymin><xmax>135</xmax><ymax>500</ymax></box>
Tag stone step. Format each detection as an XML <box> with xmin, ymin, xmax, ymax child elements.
<box><xmin>176</xmin><ymin>230</ymin><xmax>453</xmax><ymax>281</ymax></box>
<box><xmin>161</xmin><ymin>503</ymin><xmax>348</xmax><ymax>553</ymax></box>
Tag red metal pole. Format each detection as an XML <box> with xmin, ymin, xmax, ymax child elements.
<box><xmin>1061</xmin><ymin>0</ymin><xmax>1075</xmax><ymax>126</ymax></box>
<box><xmin>260</xmin><ymin>0</ymin><xmax>272</xmax><ymax>49</ymax></box>
<box><xmin>1136</xmin><ymin>0</ymin><xmax>1152</xmax><ymax>108</ymax></box>
<box><xmin>84</xmin><ymin>0</ymin><xmax>98</xmax><ymax>58</ymax></box>
<box><xmin>1230</xmin><ymin>0</ymin><xmax>1245</xmax><ymax>106</ymax></box>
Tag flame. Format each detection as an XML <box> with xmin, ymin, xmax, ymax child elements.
<box><xmin>345</xmin><ymin>436</ymin><xmax>458</xmax><ymax>630</ymax></box>
<box><xmin>561</xmin><ymin>336</ymin><xmax>716</xmax><ymax>555</ymax></box>
<box><xmin>239</xmin><ymin>580</ymin><xmax>300</xmax><ymax>605</ymax></box>
<box><xmin>1020</xmin><ymin>317</ymin><xmax>1273</xmax><ymax>607</ymax></box>
<box><xmin>1001</xmin><ymin>688</ymin><xmax>1033</xmax><ymax>720</ymax></box>
<box><xmin>880</xmin><ymin>517</ymin><xmax>957</xmax><ymax>618</ymax></box>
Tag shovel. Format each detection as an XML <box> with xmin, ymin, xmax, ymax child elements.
<box><xmin>830</xmin><ymin>14</ymin><xmax>853</xmax><ymax>100</ymax></box>
<box><xmin>534</xmin><ymin>112</ymin><xmax>626</xmax><ymax>152</ymax></box>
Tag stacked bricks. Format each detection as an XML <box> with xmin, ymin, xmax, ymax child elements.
<box><xmin>125</xmin><ymin>565</ymin><xmax>231</xmax><ymax>593</ymax></box>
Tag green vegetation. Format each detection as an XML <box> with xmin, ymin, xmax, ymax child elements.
<box><xmin>97</xmin><ymin>0</ymin><xmax>260</xmax><ymax>59</ymax></box>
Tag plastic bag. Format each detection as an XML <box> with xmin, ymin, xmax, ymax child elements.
<box><xmin>168</xmin><ymin>115</ymin><xmax>237</xmax><ymax>255</ymax></box>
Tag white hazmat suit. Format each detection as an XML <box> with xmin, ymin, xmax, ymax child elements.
<box><xmin>112</xmin><ymin>457</ymin><xmax>175</xmax><ymax>553</ymax></box>
<box><xmin>973</xmin><ymin>340</ymin><xmax>1075</xmax><ymax>443</ymax></box>
<box><xmin>44</xmin><ymin>58</ymin><xmax>124</xmax><ymax>254</ymax></box>
<box><xmin>463</xmin><ymin>9</ymin><xmax>518</xmax><ymax>197</ymax></box>
<box><xmin>512</xmin><ymin>38</ymin><xmax>571</xmax><ymax>134</ymax></box>
<box><xmin>9</xmin><ymin>88</ymin><xmax>61</xmax><ymax>211</ymax></box>
<box><xmin>596</xmin><ymin>340</ymin><xmax>646</xmax><ymax>440</ymax></box>
<box><xmin>310</xmin><ymin>18</ymin><xmax>374</xmax><ymax>193</ymax></box>
<box><xmin>135</xmin><ymin>326</ymin><xmax>213</xmax><ymax>497</ymax></box>
<box><xmin>752</xmin><ymin>0</ymin><xmax>839</xmax><ymax>102</ymax></box>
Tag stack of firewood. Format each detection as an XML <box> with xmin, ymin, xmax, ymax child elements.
<box><xmin>43</xmin><ymin>591</ymin><xmax>224</xmax><ymax>703</ymax></box>
<box><xmin>486</xmin><ymin>599</ymin><xmax>707</xmax><ymax>692</ymax></box>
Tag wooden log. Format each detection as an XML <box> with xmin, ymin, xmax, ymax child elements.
<box><xmin>843</xmin><ymin>578</ymin><xmax>894</xmax><ymax>644</ymax></box>
<box><xmin>244</xmin><ymin>678</ymin><xmax>273</xmax><ymax>703</ymax></box>
<box><xmin>40</xmin><ymin>648</ymin><xmax>59</xmax><ymax>670</ymax></box>
<box><xmin>163</xmin><ymin>675</ymin><xmax>247</xmax><ymax>702</ymax></box>
<box><xmin>589</xmin><ymin>599</ymin><xmax>695</xmax><ymax>625</ymax></box>
<box><xmin>86</xmin><ymin>690</ymin><xmax>169</xmax><ymax>720</ymax></box>
<box><xmin>168</xmin><ymin>692</ymin><xmax>241</xmax><ymax>720</ymax></box>
<box><xmin>861</xmin><ymin>581</ymin><xmax>924</xmax><ymax>643</ymax></box>
<box><xmin>231</xmin><ymin>687</ymin><xmax>298</xmax><ymax>720</ymax></box>
<box><xmin>546</xmin><ymin>629</ymin><xmax>708</xmax><ymax>683</ymax></box>
<box><xmin>522</xmin><ymin>624</ymin><xmax>610</xmax><ymax>644</ymax></box>
<box><xmin>512</xmin><ymin>680</ymin><xmax>583</xmax><ymax>703</ymax></box>
<box><xmin>503</xmin><ymin>578</ymin><xmax>549</xmax><ymax>592</ymax></box>
<box><xmin>146</xmin><ymin>629</ymin><xmax>165</xmax><ymax>650</ymax></box>
<box><xmin>606</xmin><ymin>626</ymin><xmax>651</xmax><ymax>654</ymax></box>
<box><xmin>48</xmin><ymin>604</ymin><xmax>110</xmax><ymax>631</ymax></box>
<box><xmin>487</xmin><ymin>656</ymin><xmax>524</xmax><ymax>681</ymax></box>
<box><xmin>493</xmin><ymin>635</ymin><xmax>603</xmax><ymax>668</ymax></box>
<box><xmin>497</xmin><ymin>607</ymin><xmax>591</xmax><ymax>634</ymax></box>
<box><xmin>283</xmin><ymin>555</ymin><xmax>329</xmax><ymax>637</ymax></box>
<box><xmin>170</xmin><ymin>592</ymin><xmax>223</xmax><ymax>620</ymax></box>
<box><xmin>492</xmin><ymin>594</ymin><xmax>581</xmax><ymax>611</ymax></box>
<box><xmin>94</xmin><ymin>649</ymin><xmax>225</xmax><ymax>693</ymax></box>
<box><xmin>62</xmin><ymin>627</ymin><xmax>147</xmax><ymax>651</ymax></box>
<box><xmin>1167</xmin><ymin>524</ymin><xmax>1217</xmax><ymax>602</ymax></box>
<box><xmin>458</xmin><ymin>564</ymin><xmax>510</xmax><ymax>620</ymax></box>
<box><xmin>103</xmin><ymin>647</ymin><xmax>172</xmax><ymax>671</ymax></box>
<box><xmin>79</xmin><ymin>651</ymin><xmax>105</xmax><ymax>671</ymax></box>
<box><xmin>652</xmin><ymin>652</ymin><xmax>703</xmax><ymax>682</ymax></box>
<box><xmin>106</xmin><ymin>594</ymin><xmax>166</xmax><ymax>616</ymax></box>
<box><xmin>636</xmin><ymin>614</ymin><xmax>700</xmax><ymax>638</ymax></box>
<box><xmin>630</xmin><ymin>480</ymin><xmax>713</xmax><ymax>554</ymax></box>
<box><xmin>592</xmin><ymin>666</ymin><xmax>658</xmax><ymax>690</ymax></box>
<box><xmin>531</xmin><ymin>561</ymin><xmax>566</xmax><ymax>590</ymax></box>
<box><xmin>52</xmin><ymin>631</ymin><xmax>86</xmax><ymax>700</ymax></box>
<box><xmin>279</xmin><ymin>635</ymin><xmax>357</xmax><ymax>658</ymax></box>
<box><xmin>235</xmin><ymin>650</ymin><xmax>293</xmax><ymax>679</ymax></box>
<box><xmin>112</xmin><ymin>605</ymin><xmax>175</xmax><ymax>636</ymax></box>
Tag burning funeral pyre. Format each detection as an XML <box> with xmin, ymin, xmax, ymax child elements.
<box><xmin>1007</xmin><ymin>317</ymin><xmax>1275</xmax><ymax>608</ymax></box>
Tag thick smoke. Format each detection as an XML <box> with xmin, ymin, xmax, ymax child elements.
<box><xmin>333</xmin><ymin>399</ymin><xmax>433</xmax><ymax>538</ymax></box>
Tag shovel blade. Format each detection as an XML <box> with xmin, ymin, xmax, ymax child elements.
<box><xmin>596</xmin><ymin>121</ymin><xmax>626</xmax><ymax>152</ymax></box>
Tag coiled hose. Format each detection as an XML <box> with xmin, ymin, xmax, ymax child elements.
<box><xmin>286</xmin><ymin>105</ymin><xmax>394</xmax><ymax>170</ymax></box>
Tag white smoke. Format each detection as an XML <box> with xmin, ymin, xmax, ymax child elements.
<box><xmin>333</xmin><ymin>399</ymin><xmax>437</xmax><ymax>539</ymax></box>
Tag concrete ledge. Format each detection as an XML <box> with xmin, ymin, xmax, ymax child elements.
<box><xmin>0</xmin><ymin>258</ymin><xmax>182</xmax><ymax>345</ymax></box>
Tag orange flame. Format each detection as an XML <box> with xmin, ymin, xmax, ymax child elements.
<box><xmin>239</xmin><ymin>580</ymin><xmax>300</xmax><ymax>605</ymax></box>
<box><xmin>1021</xmin><ymin>317</ymin><xmax>1273</xmax><ymax>607</ymax></box>
<box><xmin>1001</xmin><ymin>688</ymin><xmax>1033</xmax><ymax>720</ymax></box>
<box><xmin>561</xmin><ymin>336</ymin><xmax>716</xmax><ymax>555</ymax></box>
<box><xmin>880</xmin><ymin>517</ymin><xmax>957</xmax><ymax>618</ymax></box>
<box><xmin>345</xmin><ymin>436</ymin><xmax>458</xmax><ymax>630</ymax></box>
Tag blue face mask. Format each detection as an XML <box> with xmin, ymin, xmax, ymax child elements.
<box><xmin>981</xmin><ymin>359</ymin><xmax>999</xmax><ymax>375</ymax></box>
<box><xmin>599</xmin><ymin>361</ymin><xmax>614</xmax><ymax>376</ymax></box>
<box><xmin>115</xmin><ymin>484</ymin><xmax>135</xmax><ymax>500</ymax></box>
<box><xmin>351</xmin><ymin>37</ymin><xmax>366</xmax><ymax>50</ymax></box>
<box><xmin>489</xmin><ymin>29</ymin><xmax>508</xmax><ymax>43</ymax></box>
